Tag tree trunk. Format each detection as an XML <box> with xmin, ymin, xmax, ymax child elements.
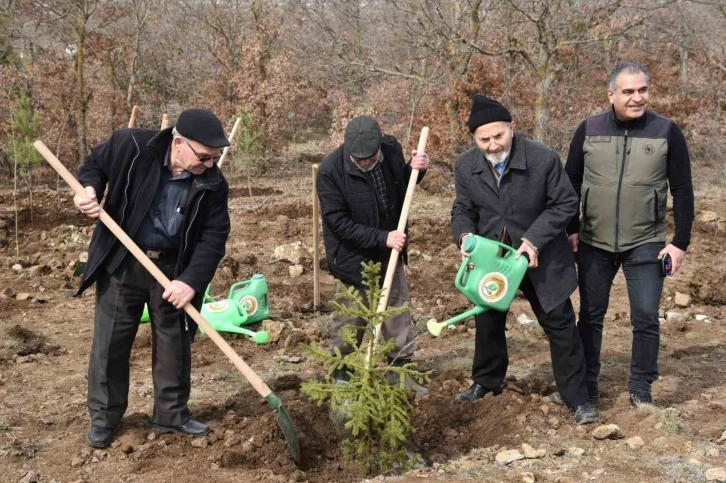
<box><xmin>75</xmin><ymin>13</ymin><xmax>89</xmax><ymax>158</ymax></box>
<box><xmin>678</xmin><ymin>40</ymin><xmax>688</xmax><ymax>86</ymax></box>
<box><xmin>125</xmin><ymin>33</ymin><xmax>141</xmax><ymax>110</ymax></box>
<box><xmin>533</xmin><ymin>68</ymin><xmax>555</xmax><ymax>143</ymax></box>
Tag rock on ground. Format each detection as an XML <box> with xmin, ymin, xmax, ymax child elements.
<box><xmin>674</xmin><ymin>291</ymin><xmax>691</xmax><ymax>307</ymax></box>
<box><xmin>495</xmin><ymin>449</ymin><xmax>524</xmax><ymax>465</ymax></box>
<box><xmin>698</xmin><ymin>211</ymin><xmax>719</xmax><ymax>223</ymax></box>
<box><xmin>262</xmin><ymin>320</ymin><xmax>284</xmax><ymax>342</ymax></box>
<box><xmin>626</xmin><ymin>436</ymin><xmax>645</xmax><ymax>449</ymax></box>
<box><xmin>522</xmin><ymin>443</ymin><xmax>546</xmax><ymax>458</ymax></box>
<box><xmin>19</xmin><ymin>471</ymin><xmax>39</xmax><ymax>483</ymax></box>
<box><xmin>592</xmin><ymin>424</ymin><xmax>624</xmax><ymax>440</ymax></box>
<box><xmin>272</xmin><ymin>242</ymin><xmax>310</xmax><ymax>265</ymax></box>
<box><xmin>705</xmin><ymin>468</ymin><xmax>726</xmax><ymax>482</ymax></box>
<box><xmin>191</xmin><ymin>437</ymin><xmax>209</xmax><ymax>448</ymax></box>
<box><xmin>520</xmin><ymin>472</ymin><xmax>536</xmax><ymax>483</ymax></box>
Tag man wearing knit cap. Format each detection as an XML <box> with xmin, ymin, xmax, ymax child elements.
<box><xmin>317</xmin><ymin>115</ymin><xmax>430</xmax><ymax>395</ymax></box>
<box><xmin>451</xmin><ymin>95</ymin><xmax>598</xmax><ymax>424</ymax></box>
<box><xmin>74</xmin><ymin>108</ymin><xmax>231</xmax><ymax>447</ymax></box>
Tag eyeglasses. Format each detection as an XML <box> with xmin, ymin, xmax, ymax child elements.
<box><xmin>181</xmin><ymin>137</ymin><xmax>222</xmax><ymax>163</ymax></box>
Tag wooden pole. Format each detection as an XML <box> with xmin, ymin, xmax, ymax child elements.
<box><xmin>160</xmin><ymin>113</ymin><xmax>169</xmax><ymax>129</ymax></box>
<box><xmin>128</xmin><ymin>105</ymin><xmax>138</xmax><ymax>128</ymax></box>
<box><xmin>367</xmin><ymin>127</ymin><xmax>429</xmax><ymax>363</ymax></box>
<box><xmin>216</xmin><ymin>117</ymin><xmax>242</xmax><ymax>170</ymax></box>
<box><xmin>312</xmin><ymin>164</ymin><xmax>320</xmax><ymax>311</ymax></box>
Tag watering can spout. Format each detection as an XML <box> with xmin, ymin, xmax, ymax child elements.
<box><xmin>427</xmin><ymin>306</ymin><xmax>487</xmax><ymax>337</ymax></box>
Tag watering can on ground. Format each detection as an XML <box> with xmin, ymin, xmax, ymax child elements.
<box><xmin>427</xmin><ymin>235</ymin><xmax>529</xmax><ymax>336</ymax></box>
<box><xmin>227</xmin><ymin>274</ymin><xmax>270</xmax><ymax>324</ymax></box>
<box><xmin>140</xmin><ymin>274</ymin><xmax>270</xmax><ymax>344</ymax></box>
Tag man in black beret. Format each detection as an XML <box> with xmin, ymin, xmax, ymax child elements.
<box><xmin>317</xmin><ymin>115</ymin><xmax>430</xmax><ymax>394</ymax></box>
<box><xmin>451</xmin><ymin>96</ymin><xmax>598</xmax><ymax>425</ymax></box>
<box><xmin>74</xmin><ymin>108</ymin><xmax>231</xmax><ymax>447</ymax></box>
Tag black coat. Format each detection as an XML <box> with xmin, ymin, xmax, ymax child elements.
<box><xmin>76</xmin><ymin>127</ymin><xmax>230</xmax><ymax>337</ymax></box>
<box><xmin>451</xmin><ymin>133</ymin><xmax>578</xmax><ymax>313</ymax></box>
<box><xmin>317</xmin><ymin>135</ymin><xmax>423</xmax><ymax>287</ymax></box>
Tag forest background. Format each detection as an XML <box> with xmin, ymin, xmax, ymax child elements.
<box><xmin>0</xmin><ymin>0</ymin><xmax>725</xmax><ymax>180</ymax></box>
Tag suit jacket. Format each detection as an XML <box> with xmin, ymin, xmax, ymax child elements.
<box><xmin>451</xmin><ymin>133</ymin><xmax>578</xmax><ymax>313</ymax></box>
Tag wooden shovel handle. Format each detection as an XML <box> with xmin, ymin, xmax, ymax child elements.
<box><xmin>312</xmin><ymin>164</ymin><xmax>320</xmax><ymax>309</ymax></box>
<box><xmin>128</xmin><ymin>106</ymin><xmax>138</xmax><ymax>128</ymax></box>
<box><xmin>34</xmin><ymin>140</ymin><xmax>274</xmax><ymax>399</ymax></box>
<box><xmin>216</xmin><ymin>117</ymin><xmax>242</xmax><ymax>170</ymax></box>
<box><xmin>373</xmin><ymin>127</ymin><xmax>429</xmax><ymax>343</ymax></box>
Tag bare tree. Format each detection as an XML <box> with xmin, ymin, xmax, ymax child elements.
<box><xmin>126</xmin><ymin>0</ymin><xmax>155</xmax><ymax>111</ymax></box>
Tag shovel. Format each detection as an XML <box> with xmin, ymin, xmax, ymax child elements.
<box><xmin>34</xmin><ymin>141</ymin><xmax>300</xmax><ymax>464</ymax></box>
<box><xmin>128</xmin><ymin>105</ymin><xmax>139</xmax><ymax>128</ymax></box>
<box><xmin>366</xmin><ymin>127</ymin><xmax>429</xmax><ymax>364</ymax></box>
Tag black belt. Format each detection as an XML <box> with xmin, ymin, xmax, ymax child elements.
<box><xmin>141</xmin><ymin>248</ymin><xmax>179</xmax><ymax>260</ymax></box>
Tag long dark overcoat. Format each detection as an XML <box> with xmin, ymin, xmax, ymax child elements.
<box><xmin>451</xmin><ymin>133</ymin><xmax>578</xmax><ymax>313</ymax></box>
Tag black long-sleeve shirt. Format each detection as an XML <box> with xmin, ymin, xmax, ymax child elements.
<box><xmin>565</xmin><ymin>112</ymin><xmax>695</xmax><ymax>250</ymax></box>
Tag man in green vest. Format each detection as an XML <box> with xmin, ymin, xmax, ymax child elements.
<box><xmin>559</xmin><ymin>61</ymin><xmax>694</xmax><ymax>407</ymax></box>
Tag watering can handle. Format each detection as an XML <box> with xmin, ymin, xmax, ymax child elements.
<box><xmin>455</xmin><ymin>260</ymin><xmax>473</xmax><ymax>289</ymax></box>
<box><xmin>203</xmin><ymin>285</ymin><xmax>215</xmax><ymax>303</ymax></box>
<box><xmin>462</xmin><ymin>235</ymin><xmax>518</xmax><ymax>258</ymax></box>
<box><xmin>228</xmin><ymin>280</ymin><xmax>251</xmax><ymax>299</ymax></box>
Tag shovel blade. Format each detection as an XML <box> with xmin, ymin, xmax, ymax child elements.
<box><xmin>264</xmin><ymin>392</ymin><xmax>300</xmax><ymax>463</ymax></box>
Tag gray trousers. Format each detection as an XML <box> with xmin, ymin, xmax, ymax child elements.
<box><xmin>330</xmin><ymin>264</ymin><xmax>414</xmax><ymax>360</ymax></box>
<box><xmin>87</xmin><ymin>255</ymin><xmax>191</xmax><ymax>428</ymax></box>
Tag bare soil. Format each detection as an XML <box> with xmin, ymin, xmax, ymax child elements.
<box><xmin>0</xmin><ymin>161</ymin><xmax>724</xmax><ymax>483</ymax></box>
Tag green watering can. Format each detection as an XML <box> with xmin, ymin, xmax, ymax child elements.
<box><xmin>140</xmin><ymin>274</ymin><xmax>270</xmax><ymax>344</ymax></box>
<box><xmin>227</xmin><ymin>274</ymin><xmax>270</xmax><ymax>324</ymax></box>
<box><xmin>427</xmin><ymin>235</ymin><xmax>529</xmax><ymax>336</ymax></box>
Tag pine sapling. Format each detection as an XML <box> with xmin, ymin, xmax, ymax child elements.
<box><xmin>302</xmin><ymin>261</ymin><xmax>429</xmax><ymax>475</ymax></box>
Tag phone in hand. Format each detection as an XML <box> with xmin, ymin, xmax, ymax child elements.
<box><xmin>661</xmin><ymin>253</ymin><xmax>672</xmax><ymax>277</ymax></box>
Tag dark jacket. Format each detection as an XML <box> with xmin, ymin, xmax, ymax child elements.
<box><xmin>317</xmin><ymin>134</ymin><xmax>424</xmax><ymax>287</ymax></box>
<box><xmin>77</xmin><ymin>127</ymin><xmax>230</xmax><ymax>338</ymax></box>
<box><xmin>451</xmin><ymin>133</ymin><xmax>578</xmax><ymax>313</ymax></box>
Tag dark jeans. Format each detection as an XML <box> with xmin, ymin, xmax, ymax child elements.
<box><xmin>87</xmin><ymin>255</ymin><xmax>191</xmax><ymax>428</ymax></box>
<box><xmin>472</xmin><ymin>275</ymin><xmax>589</xmax><ymax>408</ymax></box>
<box><xmin>576</xmin><ymin>241</ymin><xmax>664</xmax><ymax>396</ymax></box>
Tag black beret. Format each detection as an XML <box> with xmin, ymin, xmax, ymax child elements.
<box><xmin>175</xmin><ymin>108</ymin><xmax>229</xmax><ymax>148</ymax></box>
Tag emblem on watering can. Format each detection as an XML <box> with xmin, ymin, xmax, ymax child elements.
<box><xmin>479</xmin><ymin>272</ymin><xmax>508</xmax><ymax>303</ymax></box>
<box><xmin>240</xmin><ymin>296</ymin><xmax>259</xmax><ymax>315</ymax></box>
<box><xmin>206</xmin><ymin>300</ymin><xmax>229</xmax><ymax>313</ymax></box>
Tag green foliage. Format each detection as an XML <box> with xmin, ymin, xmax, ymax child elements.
<box><xmin>301</xmin><ymin>261</ymin><xmax>429</xmax><ymax>475</ymax></box>
<box><xmin>7</xmin><ymin>92</ymin><xmax>43</xmax><ymax>175</ymax></box>
<box><xmin>234</xmin><ymin>106</ymin><xmax>267</xmax><ymax>175</ymax></box>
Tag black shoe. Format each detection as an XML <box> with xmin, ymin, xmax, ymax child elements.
<box><xmin>152</xmin><ymin>419</ymin><xmax>209</xmax><ymax>436</ymax></box>
<box><xmin>573</xmin><ymin>403</ymin><xmax>599</xmax><ymax>425</ymax></box>
<box><xmin>455</xmin><ymin>383</ymin><xmax>501</xmax><ymax>402</ymax></box>
<box><xmin>629</xmin><ymin>392</ymin><xmax>653</xmax><ymax>407</ymax></box>
<box><xmin>87</xmin><ymin>425</ymin><xmax>114</xmax><ymax>448</ymax></box>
